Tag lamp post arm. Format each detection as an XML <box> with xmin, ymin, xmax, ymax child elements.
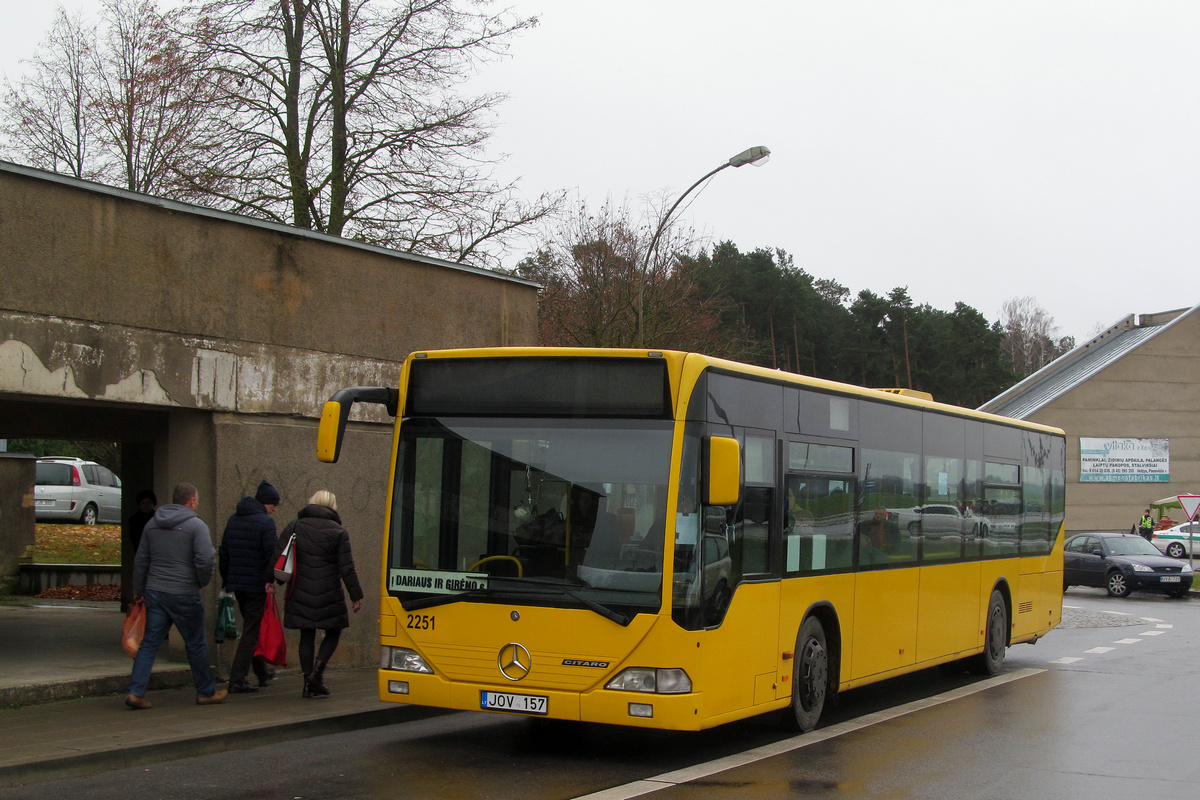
<box><xmin>637</xmin><ymin>162</ymin><xmax>729</xmax><ymax>347</ymax></box>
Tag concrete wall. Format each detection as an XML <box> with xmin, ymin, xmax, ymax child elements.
<box><xmin>0</xmin><ymin>453</ymin><xmax>35</xmax><ymax>594</ymax></box>
<box><xmin>1</xmin><ymin>164</ymin><xmax>535</xmax><ymax>369</ymax></box>
<box><xmin>211</xmin><ymin>413</ymin><xmax>395</xmax><ymax>666</ymax></box>
<box><xmin>1028</xmin><ymin>312</ymin><xmax>1200</xmax><ymax>532</ymax></box>
<box><xmin>0</xmin><ymin>161</ymin><xmax>539</xmax><ymax>669</ymax></box>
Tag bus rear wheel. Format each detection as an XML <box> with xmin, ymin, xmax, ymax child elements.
<box><xmin>969</xmin><ymin>589</ymin><xmax>1007</xmax><ymax>675</ymax></box>
<box><xmin>789</xmin><ymin>617</ymin><xmax>828</xmax><ymax>732</ymax></box>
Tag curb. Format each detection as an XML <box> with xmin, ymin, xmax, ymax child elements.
<box><xmin>0</xmin><ymin>704</ymin><xmax>447</xmax><ymax>788</ymax></box>
<box><xmin>0</xmin><ymin>668</ymin><xmax>195</xmax><ymax>708</ymax></box>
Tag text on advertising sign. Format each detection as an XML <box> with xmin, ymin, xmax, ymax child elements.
<box><xmin>1079</xmin><ymin>437</ymin><xmax>1169</xmax><ymax>483</ymax></box>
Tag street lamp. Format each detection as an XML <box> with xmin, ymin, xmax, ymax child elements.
<box><xmin>637</xmin><ymin>145</ymin><xmax>771</xmax><ymax>347</ymax></box>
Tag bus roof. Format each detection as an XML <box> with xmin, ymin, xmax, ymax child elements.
<box><xmin>404</xmin><ymin>347</ymin><xmax>1066</xmax><ymax>437</ymax></box>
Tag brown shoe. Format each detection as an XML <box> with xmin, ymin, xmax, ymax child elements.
<box><xmin>125</xmin><ymin>694</ymin><xmax>152</xmax><ymax>710</ymax></box>
<box><xmin>196</xmin><ymin>689</ymin><xmax>228</xmax><ymax>706</ymax></box>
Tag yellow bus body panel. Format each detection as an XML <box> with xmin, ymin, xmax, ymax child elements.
<box><xmin>851</xmin><ymin>568</ymin><xmax>919</xmax><ymax>679</ymax></box>
<box><xmin>916</xmin><ymin>561</ymin><xmax>983</xmax><ymax>662</ymax></box>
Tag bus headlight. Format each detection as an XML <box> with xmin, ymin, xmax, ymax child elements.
<box><xmin>381</xmin><ymin>646</ymin><xmax>434</xmax><ymax>674</ymax></box>
<box><xmin>605</xmin><ymin>668</ymin><xmax>691</xmax><ymax>694</ymax></box>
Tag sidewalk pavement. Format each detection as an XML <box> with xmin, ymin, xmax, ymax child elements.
<box><xmin>0</xmin><ymin>666</ymin><xmax>428</xmax><ymax>788</ymax></box>
<box><xmin>0</xmin><ymin>599</ymin><xmax>431</xmax><ymax>789</ymax></box>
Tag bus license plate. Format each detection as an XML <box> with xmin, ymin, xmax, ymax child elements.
<box><xmin>1161</xmin><ymin>576</ymin><xmax>1181</xmax><ymax>583</ymax></box>
<box><xmin>480</xmin><ymin>690</ymin><xmax>548</xmax><ymax>715</ymax></box>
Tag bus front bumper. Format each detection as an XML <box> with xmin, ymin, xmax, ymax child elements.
<box><xmin>378</xmin><ymin>669</ymin><xmax>706</xmax><ymax>730</ymax></box>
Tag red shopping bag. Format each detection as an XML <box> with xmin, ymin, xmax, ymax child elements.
<box><xmin>122</xmin><ymin>599</ymin><xmax>145</xmax><ymax>658</ymax></box>
<box><xmin>254</xmin><ymin>586</ymin><xmax>288</xmax><ymax>667</ymax></box>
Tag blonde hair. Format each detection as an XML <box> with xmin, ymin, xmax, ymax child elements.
<box><xmin>309</xmin><ymin>490</ymin><xmax>337</xmax><ymax>510</ymax></box>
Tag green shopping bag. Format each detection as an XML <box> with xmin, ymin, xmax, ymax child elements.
<box><xmin>215</xmin><ymin>590</ymin><xmax>239</xmax><ymax>642</ymax></box>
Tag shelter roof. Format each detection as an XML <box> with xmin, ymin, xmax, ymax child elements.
<box><xmin>0</xmin><ymin>159</ymin><xmax>538</xmax><ymax>289</ymax></box>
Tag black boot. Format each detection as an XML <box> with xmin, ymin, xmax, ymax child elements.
<box><xmin>302</xmin><ymin>662</ymin><xmax>316</xmax><ymax>698</ymax></box>
<box><xmin>309</xmin><ymin>659</ymin><xmax>331</xmax><ymax>697</ymax></box>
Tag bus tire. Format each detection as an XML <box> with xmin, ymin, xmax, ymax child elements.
<box><xmin>969</xmin><ymin>589</ymin><xmax>1007</xmax><ymax>675</ymax></box>
<box><xmin>789</xmin><ymin>617</ymin><xmax>828</xmax><ymax>732</ymax></box>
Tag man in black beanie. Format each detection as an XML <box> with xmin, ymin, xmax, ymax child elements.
<box><xmin>218</xmin><ymin>479</ymin><xmax>280</xmax><ymax>692</ymax></box>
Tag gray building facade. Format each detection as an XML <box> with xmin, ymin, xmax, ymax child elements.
<box><xmin>981</xmin><ymin>305</ymin><xmax>1200</xmax><ymax>534</ymax></box>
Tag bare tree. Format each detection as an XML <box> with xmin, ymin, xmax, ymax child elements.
<box><xmin>0</xmin><ymin>7</ymin><xmax>99</xmax><ymax>179</ymax></box>
<box><xmin>93</xmin><ymin>0</ymin><xmax>229</xmax><ymax>196</ymax></box>
<box><xmin>187</xmin><ymin>0</ymin><xmax>560</xmax><ymax>267</ymax></box>
<box><xmin>999</xmin><ymin>296</ymin><xmax>1075</xmax><ymax>378</ymax></box>
<box><xmin>1</xmin><ymin>1</ymin><xmax>226</xmax><ymax>198</ymax></box>
<box><xmin>516</xmin><ymin>197</ymin><xmax>743</xmax><ymax>352</ymax></box>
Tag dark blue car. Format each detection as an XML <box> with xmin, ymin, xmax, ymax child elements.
<box><xmin>1064</xmin><ymin>532</ymin><xmax>1193</xmax><ymax>598</ymax></box>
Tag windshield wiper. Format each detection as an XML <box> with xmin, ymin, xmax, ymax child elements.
<box><xmin>400</xmin><ymin>590</ymin><xmax>490</xmax><ymax>612</ymax></box>
<box><xmin>397</xmin><ymin>578</ymin><xmax>632</xmax><ymax>625</ymax></box>
<box><xmin>491</xmin><ymin>576</ymin><xmax>632</xmax><ymax>626</ymax></box>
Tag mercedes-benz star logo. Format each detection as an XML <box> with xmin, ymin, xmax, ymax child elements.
<box><xmin>498</xmin><ymin>642</ymin><xmax>531</xmax><ymax>682</ymax></box>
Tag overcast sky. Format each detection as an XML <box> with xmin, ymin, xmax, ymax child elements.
<box><xmin>3</xmin><ymin>1</ymin><xmax>1198</xmax><ymax>343</ymax></box>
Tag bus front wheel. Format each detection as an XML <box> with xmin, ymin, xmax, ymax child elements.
<box><xmin>789</xmin><ymin>617</ymin><xmax>828</xmax><ymax>732</ymax></box>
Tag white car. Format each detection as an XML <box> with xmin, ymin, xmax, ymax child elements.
<box><xmin>888</xmin><ymin>504</ymin><xmax>989</xmax><ymax>538</ymax></box>
<box><xmin>1151</xmin><ymin>522</ymin><xmax>1200</xmax><ymax>559</ymax></box>
<box><xmin>34</xmin><ymin>457</ymin><xmax>122</xmax><ymax>525</ymax></box>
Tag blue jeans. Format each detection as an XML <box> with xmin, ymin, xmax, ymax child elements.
<box><xmin>128</xmin><ymin>589</ymin><xmax>217</xmax><ymax>699</ymax></box>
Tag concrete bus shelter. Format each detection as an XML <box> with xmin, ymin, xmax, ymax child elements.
<box><xmin>0</xmin><ymin>160</ymin><xmax>538</xmax><ymax>669</ymax></box>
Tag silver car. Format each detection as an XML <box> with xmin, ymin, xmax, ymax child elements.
<box><xmin>33</xmin><ymin>457</ymin><xmax>122</xmax><ymax>525</ymax></box>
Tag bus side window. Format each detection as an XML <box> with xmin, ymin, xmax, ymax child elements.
<box><xmin>786</xmin><ymin>475</ymin><xmax>855</xmax><ymax>573</ymax></box>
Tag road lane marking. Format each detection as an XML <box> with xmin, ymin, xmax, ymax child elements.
<box><xmin>1084</xmin><ymin>647</ymin><xmax>1114</xmax><ymax>654</ymax></box>
<box><xmin>571</xmin><ymin>668</ymin><xmax>1045</xmax><ymax>800</ymax></box>
<box><xmin>1156</xmin><ymin>624</ymin><xmax>1173</xmax><ymax>628</ymax></box>
<box><xmin>1113</xmin><ymin>638</ymin><xmax>1142</xmax><ymax>644</ymax></box>
<box><xmin>1049</xmin><ymin>657</ymin><xmax>1083</xmax><ymax>664</ymax></box>
<box><xmin>1140</xmin><ymin>617</ymin><xmax>1163</xmax><ymax>622</ymax></box>
<box><xmin>1140</xmin><ymin>631</ymin><xmax>1165</xmax><ymax>636</ymax></box>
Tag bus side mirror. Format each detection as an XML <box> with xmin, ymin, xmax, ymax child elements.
<box><xmin>703</xmin><ymin>436</ymin><xmax>741</xmax><ymax>507</ymax></box>
<box><xmin>317</xmin><ymin>387</ymin><xmax>398</xmax><ymax>463</ymax></box>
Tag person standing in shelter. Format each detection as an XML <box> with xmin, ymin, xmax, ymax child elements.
<box><xmin>127</xmin><ymin>490</ymin><xmax>157</xmax><ymax>556</ymax></box>
<box><xmin>272</xmin><ymin>490</ymin><xmax>363</xmax><ymax>699</ymax></box>
<box><xmin>123</xmin><ymin>489</ymin><xmax>158</xmax><ymax>611</ymax></box>
<box><xmin>1139</xmin><ymin>509</ymin><xmax>1155</xmax><ymax>542</ymax></box>
<box><xmin>126</xmin><ymin>482</ymin><xmax>227</xmax><ymax>709</ymax></box>
<box><xmin>218</xmin><ymin>480</ymin><xmax>280</xmax><ymax>693</ymax></box>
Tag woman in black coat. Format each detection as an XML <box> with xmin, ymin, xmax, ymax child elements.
<box><xmin>273</xmin><ymin>490</ymin><xmax>363</xmax><ymax>698</ymax></box>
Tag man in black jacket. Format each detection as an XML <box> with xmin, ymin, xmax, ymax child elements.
<box><xmin>219</xmin><ymin>480</ymin><xmax>280</xmax><ymax>693</ymax></box>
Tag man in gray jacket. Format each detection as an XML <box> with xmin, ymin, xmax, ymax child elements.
<box><xmin>126</xmin><ymin>482</ymin><xmax>227</xmax><ymax>709</ymax></box>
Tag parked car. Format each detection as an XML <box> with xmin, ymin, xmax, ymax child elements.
<box><xmin>33</xmin><ymin>457</ymin><xmax>122</xmax><ymax>525</ymax></box>
<box><xmin>1151</xmin><ymin>522</ymin><xmax>1200</xmax><ymax>559</ymax></box>
<box><xmin>1063</xmin><ymin>531</ymin><xmax>1193</xmax><ymax>598</ymax></box>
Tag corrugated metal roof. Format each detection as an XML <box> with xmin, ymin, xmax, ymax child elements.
<box><xmin>980</xmin><ymin>304</ymin><xmax>1200</xmax><ymax>419</ymax></box>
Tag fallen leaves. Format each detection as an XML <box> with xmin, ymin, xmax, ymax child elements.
<box><xmin>33</xmin><ymin>524</ymin><xmax>121</xmax><ymax>564</ymax></box>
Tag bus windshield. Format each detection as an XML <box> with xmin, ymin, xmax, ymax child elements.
<box><xmin>387</xmin><ymin>417</ymin><xmax>675</xmax><ymax>622</ymax></box>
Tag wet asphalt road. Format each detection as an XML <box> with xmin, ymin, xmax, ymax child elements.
<box><xmin>3</xmin><ymin>587</ymin><xmax>1197</xmax><ymax>800</ymax></box>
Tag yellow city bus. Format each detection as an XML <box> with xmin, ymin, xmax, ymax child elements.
<box><xmin>317</xmin><ymin>348</ymin><xmax>1065</xmax><ymax>731</ymax></box>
